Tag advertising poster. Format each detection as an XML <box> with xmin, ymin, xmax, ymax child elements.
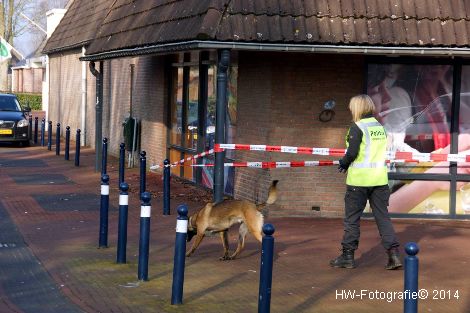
<box><xmin>366</xmin><ymin>63</ymin><xmax>470</xmax><ymax>215</ymax></box>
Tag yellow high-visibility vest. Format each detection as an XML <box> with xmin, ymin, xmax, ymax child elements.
<box><xmin>346</xmin><ymin>117</ymin><xmax>388</xmax><ymax>186</ymax></box>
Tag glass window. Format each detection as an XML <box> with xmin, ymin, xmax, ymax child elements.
<box><xmin>170</xmin><ymin>68</ymin><xmax>183</xmax><ymax>145</ymax></box>
<box><xmin>185</xmin><ymin>66</ymin><xmax>199</xmax><ymax>150</ymax></box>
<box><xmin>368</xmin><ymin>63</ymin><xmax>454</xmax><ymax>216</ymax></box>
<box><xmin>368</xmin><ymin>64</ymin><xmax>452</xmax><ymax>153</ymax></box>
<box><xmin>206</xmin><ymin>64</ymin><xmax>238</xmax><ymax>154</ymax></box>
<box><xmin>459</xmin><ymin>66</ymin><xmax>470</xmax><ymax>136</ymax></box>
<box><xmin>206</xmin><ymin>66</ymin><xmax>216</xmax><ymax>151</ymax></box>
<box><xmin>458</xmin><ymin>181</ymin><xmax>470</xmax><ymax>215</ymax></box>
<box><xmin>168</xmin><ymin>52</ymin><xmax>237</xmax><ymax>195</ymax></box>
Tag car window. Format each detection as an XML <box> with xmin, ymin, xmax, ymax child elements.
<box><xmin>0</xmin><ymin>96</ymin><xmax>21</xmax><ymax>111</ymax></box>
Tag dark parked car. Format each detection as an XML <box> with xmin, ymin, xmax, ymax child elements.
<box><xmin>0</xmin><ymin>93</ymin><xmax>31</xmax><ymax>145</ymax></box>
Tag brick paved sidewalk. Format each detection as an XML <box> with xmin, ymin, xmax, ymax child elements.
<box><xmin>2</xmin><ymin>142</ymin><xmax>470</xmax><ymax>313</ymax></box>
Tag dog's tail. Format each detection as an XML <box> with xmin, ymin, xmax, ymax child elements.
<box><xmin>256</xmin><ymin>180</ymin><xmax>279</xmax><ymax>212</ymax></box>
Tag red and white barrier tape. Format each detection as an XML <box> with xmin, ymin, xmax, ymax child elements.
<box><xmin>149</xmin><ymin>149</ymin><xmax>215</xmax><ymax>170</ymax></box>
<box><xmin>150</xmin><ymin>143</ymin><xmax>470</xmax><ymax>171</ymax></box>
<box><xmin>190</xmin><ymin>159</ymin><xmax>426</xmax><ymax>168</ymax></box>
<box><xmin>215</xmin><ymin>143</ymin><xmax>470</xmax><ymax>163</ymax></box>
<box><xmin>191</xmin><ymin>161</ymin><xmax>340</xmax><ymax>168</ymax></box>
<box><xmin>215</xmin><ymin>143</ymin><xmax>346</xmax><ymax>156</ymax></box>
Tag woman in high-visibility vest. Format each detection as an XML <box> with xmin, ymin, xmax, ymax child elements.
<box><xmin>330</xmin><ymin>94</ymin><xmax>402</xmax><ymax>270</ymax></box>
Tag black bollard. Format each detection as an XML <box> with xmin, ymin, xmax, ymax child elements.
<box><xmin>75</xmin><ymin>129</ymin><xmax>81</xmax><ymax>167</ymax></box>
<box><xmin>117</xmin><ymin>182</ymin><xmax>129</xmax><ymax>264</ymax></box>
<box><xmin>258</xmin><ymin>224</ymin><xmax>275</xmax><ymax>313</ymax></box>
<box><xmin>138</xmin><ymin>192</ymin><xmax>152</xmax><ymax>281</ymax></box>
<box><xmin>99</xmin><ymin>174</ymin><xmax>110</xmax><ymax>248</ymax></box>
<box><xmin>404</xmin><ymin>242</ymin><xmax>419</xmax><ymax>313</ymax></box>
<box><xmin>119</xmin><ymin>143</ymin><xmax>125</xmax><ymax>188</ymax></box>
<box><xmin>163</xmin><ymin>159</ymin><xmax>171</xmax><ymax>215</ymax></box>
<box><xmin>65</xmin><ymin>126</ymin><xmax>70</xmax><ymax>160</ymax></box>
<box><xmin>47</xmin><ymin>121</ymin><xmax>52</xmax><ymax>150</ymax></box>
<box><xmin>139</xmin><ymin>151</ymin><xmax>147</xmax><ymax>196</ymax></box>
<box><xmin>102</xmin><ymin>138</ymin><xmax>108</xmax><ymax>175</ymax></box>
<box><xmin>28</xmin><ymin>116</ymin><xmax>33</xmax><ymax>140</ymax></box>
<box><xmin>171</xmin><ymin>204</ymin><xmax>188</xmax><ymax>305</ymax></box>
<box><xmin>40</xmin><ymin>118</ymin><xmax>45</xmax><ymax>146</ymax></box>
<box><xmin>34</xmin><ymin>117</ymin><xmax>38</xmax><ymax>144</ymax></box>
<box><xmin>55</xmin><ymin>123</ymin><xmax>61</xmax><ymax>155</ymax></box>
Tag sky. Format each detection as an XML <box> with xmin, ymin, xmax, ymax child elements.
<box><xmin>14</xmin><ymin>0</ymin><xmax>68</xmax><ymax>57</ymax></box>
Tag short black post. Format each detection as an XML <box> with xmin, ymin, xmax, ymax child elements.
<box><xmin>55</xmin><ymin>123</ymin><xmax>61</xmax><ymax>155</ymax></box>
<box><xmin>171</xmin><ymin>204</ymin><xmax>188</xmax><ymax>305</ymax></box>
<box><xmin>28</xmin><ymin>116</ymin><xmax>33</xmax><ymax>140</ymax></box>
<box><xmin>163</xmin><ymin>159</ymin><xmax>171</xmax><ymax>215</ymax></box>
<box><xmin>258</xmin><ymin>224</ymin><xmax>275</xmax><ymax>313</ymax></box>
<box><xmin>34</xmin><ymin>117</ymin><xmax>38</xmax><ymax>144</ymax></box>
<box><xmin>139</xmin><ymin>151</ymin><xmax>147</xmax><ymax>196</ymax></box>
<box><xmin>47</xmin><ymin>121</ymin><xmax>52</xmax><ymax>150</ymax></box>
<box><xmin>99</xmin><ymin>174</ymin><xmax>110</xmax><ymax>248</ymax></box>
<box><xmin>119</xmin><ymin>143</ymin><xmax>125</xmax><ymax>188</ymax></box>
<box><xmin>75</xmin><ymin>129</ymin><xmax>81</xmax><ymax>167</ymax></box>
<box><xmin>102</xmin><ymin>138</ymin><xmax>108</xmax><ymax>175</ymax></box>
<box><xmin>138</xmin><ymin>192</ymin><xmax>152</xmax><ymax>281</ymax></box>
<box><xmin>40</xmin><ymin>118</ymin><xmax>45</xmax><ymax>146</ymax></box>
<box><xmin>65</xmin><ymin>126</ymin><xmax>70</xmax><ymax>160</ymax></box>
<box><xmin>404</xmin><ymin>242</ymin><xmax>419</xmax><ymax>313</ymax></box>
<box><xmin>117</xmin><ymin>182</ymin><xmax>129</xmax><ymax>264</ymax></box>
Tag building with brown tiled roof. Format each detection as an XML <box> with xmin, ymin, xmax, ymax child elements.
<box><xmin>44</xmin><ymin>0</ymin><xmax>470</xmax><ymax>219</ymax></box>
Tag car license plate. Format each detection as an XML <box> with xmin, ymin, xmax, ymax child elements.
<box><xmin>0</xmin><ymin>129</ymin><xmax>12</xmax><ymax>135</ymax></box>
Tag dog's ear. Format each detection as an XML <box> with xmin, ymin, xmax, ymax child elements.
<box><xmin>187</xmin><ymin>229</ymin><xmax>196</xmax><ymax>242</ymax></box>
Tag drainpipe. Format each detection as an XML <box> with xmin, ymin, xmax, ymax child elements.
<box><xmin>81</xmin><ymin>46</ymin><xmax>87</xmax><ymax>146</ymax></box>
<box><xmin>44</xmin><ymin>55</ymin><xmax>49</xmax><ymax>121</ymax></box>
<box><xmin>89</xmin><ymin>61</ymin><xmax>104</xmax><ymax>172</ymax></box>
<box><xmin>214</xmin><ymin>49</ymin><xmax>230</xmax><ymax>203</ymax></box>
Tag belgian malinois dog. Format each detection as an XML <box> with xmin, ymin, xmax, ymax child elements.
<box><xmin>186</xmin><ymin>180</ymin><xmax>279</xmax><ymax>260</ymax></box>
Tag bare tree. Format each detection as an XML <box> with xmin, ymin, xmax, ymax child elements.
<box><xmin>1</xmin><ymin>0</ymin><xmax>68</xmax><ymax>90</ymax></box>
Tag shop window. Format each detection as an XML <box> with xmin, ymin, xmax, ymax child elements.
<box><xmin>368</xmin><ymin>64</ymin><xmax>452</xmax><ymax>153</ymax></box>
<box><xmin>170</xmin><ymin>68</ymin><xmax>183</xmax><ymax>146</ymax></box>
<box><xmin>201</xmin><ymin>62</ymin><xmax>237</xmax><ymax>195</ymax></box>
<box><xmin>367</xmin><ymin>62</ymin><xmax>460</xmax><ymax>216</ymax></box>
<box><xmin>185</xmin><ymin>67</ymin><xmax>199</xmax><ymax>150</ymax></box>
<box><xmin>169</xmin><ymin>52</ymin><xmax>238</xmax><ymax>193</ymax></box>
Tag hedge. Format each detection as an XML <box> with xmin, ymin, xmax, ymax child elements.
<box><xmin>15</xmin><ymin>93</ymin><xmax>42</xmax><ymax>111</ymax></box>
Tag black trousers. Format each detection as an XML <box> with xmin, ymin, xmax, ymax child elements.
<box><xmin>341</xmin><ymin>184</ymin><xmax>400</xmax><ymax>251</ymax></box>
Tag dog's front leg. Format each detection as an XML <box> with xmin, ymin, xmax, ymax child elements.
<box><xmin>186</xmin><ymin>234</ymin><xmax>205</xmax><ymax>257</ymax></box>
<box><xmin>219</xmin><ymin>230</ymin><xmax>231</xmax><ymax>261</ymax></box>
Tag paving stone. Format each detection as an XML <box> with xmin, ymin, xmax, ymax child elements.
<box><xmin>0</xmin><ymin>158</ymin><xmax>47</xmax><ymax>167</ymax></box>
<box><xmin>32</xmin><ymin>193</ymin><xmax>116</xmax><ymax>212</ymax></box>
<box><xmin>11</xmin><ymin>173</ymin><xmax>74</xmax><ymax>185</ymax></box>
<box><xmin>0</xmin><ymin>201</ymin><xmax>83</xmax><ymax>313</ymax></box>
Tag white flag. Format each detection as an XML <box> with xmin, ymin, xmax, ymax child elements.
<box><xmin>0</xmin><ymin>37</ymin><xmax>12</xmax><ymax>62</ymax></box>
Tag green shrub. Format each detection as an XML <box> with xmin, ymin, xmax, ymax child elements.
<box><xmin>15</xmin><ymin>93</ymin><xmax>42</xmax><ymax>111</ymax></box>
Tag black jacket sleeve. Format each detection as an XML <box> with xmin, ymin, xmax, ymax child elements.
<box><xmin>340</xmin><ymin>123</ymin><xmax>363</xmax><ymax>168</ymax></box>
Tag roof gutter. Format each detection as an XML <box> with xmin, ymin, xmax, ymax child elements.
<box><xmin>80</xmin><ymin>40</ymin><xmax>470</xmax><ymax>61</ymax></box>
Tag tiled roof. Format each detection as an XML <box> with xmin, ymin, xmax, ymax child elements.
<box><xmin>43</xmin><ymin>0</ymin><xmax>112</xmax><ymax>53</ymax></box>
<box><xmin>46</xmin><ymin>0</ymin><xmax>470</xmax><ymax>56</ymax></box>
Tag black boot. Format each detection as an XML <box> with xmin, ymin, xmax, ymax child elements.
<box><xmin>330</xmin><ymin>248</ymin><xmax>356</xmax><ymax>268</ymax></box>
<box><xmin>385</xmin><ymin>247</ymin><xmax>402</xmax><ymax>270</ymax></box>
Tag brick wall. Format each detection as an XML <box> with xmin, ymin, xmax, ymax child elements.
<box><xmin>48</xmin><ymin>52</ymin><xmax>167</xmax><ymax>166</ymax></box>
<box><xmin>48</xmin><ymin>49</ymin><xmax>365</xmax><ymax>217</ymax></box>
<box><xmin>101</xmin><ymin>56</ymin><xmax>167</xmax><ymax>165</ymax></box>
<box><xmin>12</xmin><ymin>68</ymin><xmax>44</xmax><ymax>93</ymax></box>
<box><xmin>49</xmin><ymin>50</ymin><xmax>96</xmax><ymax>146</ymax></box>
<box><xmin>235</xmin><ymin>52</ymin><xmax>365</xmax><ymax>217</ymax></box>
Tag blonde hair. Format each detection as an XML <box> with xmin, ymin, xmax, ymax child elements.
<box><xmin>349</xmin><ymin>94</ymin><xmax>376</xmax><ymax>122</ymax></box>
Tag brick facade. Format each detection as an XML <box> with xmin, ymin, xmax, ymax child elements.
<box><xmin>48</xmin><ymin>50</ymin><xmax>364</xmax><ymax>217</ymax></box>
<box><xmin>101</xmin><ymin>56</ymin><xmax>167</xmax><ymax>166</ymax></box>
<box><xmin>49</xmin><ymin>49</ymin><xmax>96</xmax><ymax>147</ymax></box>
<box><xmin>12</xmin><ymin>68</ymin><xmax>44</xmax><ymax>93</ymax></box>
<box><xmin>234</xmin><ymin>52</ymin><xmax>364</xmax><ymax>217</ymax></box>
